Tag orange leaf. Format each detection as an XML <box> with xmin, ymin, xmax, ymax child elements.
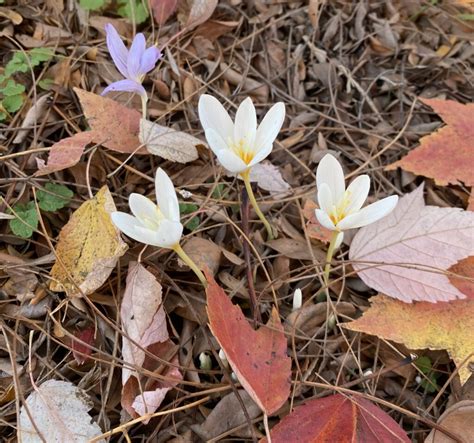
<box><xmin>302</xmin><ymin>199</ymin><xmax>332</xmax><ymax>243</ymax></box>
<box><xmin>344</xmin><ymin>295</ymin><xmax>474</xmax><ymax>384</ymax></box>
<box><xmin>387</xmin><ymin>98</ymin><xmax>474</xmax><ymax>186</ymax></box>
<box><xmin>448</xmin><ymin>256</ymin><xmax>474</xmax><ymax>299</ymax></box>
<box><xmin>206</xmin><ymin>275</ymin><xmax>291</xmax><ymax>415</ymax></box>
<box><xmin>74</xmin><ymin>88</ymin><xmax>146</xmax><ymax>154</ymax></box>
<box><xmin>261</xmin><ymin>394</ymin><xmax>409</xmax><ymax>443</ymax></box>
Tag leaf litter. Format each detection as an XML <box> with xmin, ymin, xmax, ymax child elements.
<box><xmin>1</xmin><ymin>1</ymin><xmax>473</xmax><ymax>441</ymax></box>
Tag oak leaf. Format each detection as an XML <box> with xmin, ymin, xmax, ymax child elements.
<box><xmin>261</xmin><ymin>394</ymin><xmax>409</xmax><ymax>443</ymax></box>
<box><xmin>206</xmin><ymin>275</ymin><xmax>291</xmax><ymax>415</ymax></box>
<box><xmin>387</xmin><ymin>99</ymin><xmax>474</xmax><ymax>186</ymax></box>
<box><xmin>49</xmin><ymin>186</ymin><xmax>127</xmax><ymax>296</ymax></box>
<box><xmin>350</xmin><ymin>185</ymin><xmax>474</xmax><ymax>303</ymax></box>
<box><xmin>344</xmin><ymin>294</ymin><xmax>474</xmax><ymax>384</ymax></box>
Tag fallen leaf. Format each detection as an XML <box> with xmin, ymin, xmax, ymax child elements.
<box><xmin>206</xmin><ymin>275</ymin><xmax>291</xmax><ymax>415</ymax></box>
<box><xmin>36</xmin><ymin>131</ymin><xmax>95</xmax><ymax>176</ymax></box>
<box><xmin>191</xmin><ymin>390</ymin><xmax>261</xmax><ymax>440</ymax></box>
<box><xmin>121</xmin><ymin>262</ymin><xmax>168</xmax><ymax>386</ymax></box>
<box><xmin>150</xmin><ymin>0</ymin><xmax>178</xmax><ymax>24</ymax></box>
<box><xmin>387</xmin><ymin>99</ymin><xmax>474</xmax><ymax>186</ymax></box>
<box><xmin>344</xmin><ymin>294</ymin><xmax>474</xmax><ymax>384</ymax></box>
<box><xmin>74</xmin><ymin>88</ymin><xmax>145</xmax><ymax>154</ymax></box>
<box><xmin>49</xmin><ymin>186</ymin><xmax>128</xmax><ymax>296</ymax></box>
<box><xmin>448</xmin><ymin>256</ymin><xmax>474</xmax><ymax>299</ymax></box>
<box><xmin>302</xmin><ymin>199</ymin><xmax>333</xmax><ymax>243</ymax></box>
<box><xmin>139</xmin><ymin>118</ymin><xmax>200</xmax><ymax>163</ymax></box>
<box><xmin>179</xmin><ymin>0</ymin><xmax>218</xmax><ymax>30</ymax></box>
<box><xmin>18</xmin><ymin>379</ymin><xmax>104</xmax><ymax>442</ymax></box>
<box><xmin>72</xmin><ymin>325</ymin><xmax>95</xmax><ymax>365</ymax></box>
<box><xmin>180</xmin><ymin>237</ymin><xmax>221</xmax><ymax>276</ymax></box>
<box><xmin>425</xmin><ymin>400</ymin><xmax>474</xmax><ymax>442</ymax></box>
<box><xmin>261</xmin><ymin>394</ymin><xmax>409</xmax><ymax>443</ymax></box>
<box><xmin>13</xmin><ymin>94</ymin><xmax>50</xmax><ymax>144</ymax></box>
<box><xmin>267</xmin><ymin>238</ymin><xmax>326</xmax><ymax>262</ymax></box>
<box><xmin>350</xmin><ymin>185</ymin><xmax>474</xmax><ymax>303</ymax></box>
<box><xmin>248</xmin><ymin>162</ymin><xmax>291</xmax><ymax>196</ymax></box>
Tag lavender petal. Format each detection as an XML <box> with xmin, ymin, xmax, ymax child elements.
<box><xmin>101</xmin><ymin>79</ymin><xmax>147</xmax><ymax>98</ymax></box>
<box><xmin>105</xmin><ymin>23</ymin><xmax>129</xmax><ymax>78</ymax></box>
<box><xmin>139</xmin><ymin>46</ymin><xmax>161</xmax><ymax>75</ymax></box>
<box><xmin>127</xmin><ymin>33</ymin><xmax>146</xmax><ymax>81</ymax></box>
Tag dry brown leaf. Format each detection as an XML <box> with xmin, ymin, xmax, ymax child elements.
<box><xmin>179</xmin><ymin>0</ymin><xmax>218</xmax><ymax>30</ymax></box>
<box><xmin>425</xmin><ymin>400</ymin><xmax>474</xmax><ymax>442</ymax></box>
<box><xmin>249</xmin><ymin>162</ymin><xmax>291</xmax><ymax>196</ymax></box>
<box><xmin>267</xmin><ymin>238</ymin><xmax>326</xmax><ymax>262</ymax></box>
<box><xmin>181</xmin><ymin>237</ymin><xmax>221</xmax><ymax>276</ymax></box>
<box><xmin>49</xmin><ymin>186</ymin><xmax>127</xmax><ymax>296</ymax></box>
<box><xmin>139</xmin><ymin>118</ymin><xmax>201</xmax><ymax>163</ymax></box>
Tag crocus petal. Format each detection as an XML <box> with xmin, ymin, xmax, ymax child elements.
<box><xmin>337</xmin><ymin>195</ymin><xmax>399</xmax><ymax>230</ymax></box>
<box><xmin>316</xmin><ymin>154</ymin><xmax>345</xmax><ymax>205</ymax></box>
<box><xmin>101</xmin><ymin>79</ymin><xmax>147</xmax><ymax>98</ymax></box>
<box><xmin>128</xmin><ymin>193</ymin><xmax>159</xmax><ymax>228</ymax></box>
<box><xmin>247</xmin><ymin>142</ymin><xmax>273</xmax><ymax>167</ymax></box>
<box><xmin>344</xmin><ymin>175</ymin><xmax>370</xmax><ymax>214</ymax></box>
<box><xmin>315</xmin><ymin>208</ymin><xmax>336</xmax><ymax>230</ymax></box>
<box><xmin>140</xmin><ymin>46</ymin><xmax>161</xmax><ymax>74</ymax></box>
<box><xmin>111</xmin><ymin>212</ymin><xmax>153</xmax><ymax>245</ymax></box>
<box><xmin>317</xmin><ymin>183</ymin><xmax>334</xmax><ymax>215</ymax></box>
<box><xmin>234</xmin><ymin>97</ymin><xmax>257</xmax><ymax>148</ymax></box>
<box><xmin>254</xmin><ymin>102</ymin><xmax>285</xmax><ymax>152</ymax></box>
<box><xmin>105</xmin><ymin>23</ymin><xmax>129</xmax><ymax>78</ymax></box>
<box><xmin>198</xmin><ymin>95</ymin><xmax>234</xmax><ymax>143</ymax></box>
<box><xmin>215</xmin><ymin>149</ymin><xmax>248</xmax><ymax>173</ymax></box>
<box><xmin>204</xmin><ymin>128</ymin><xmax>230</xmax><ymax>157</ymax></box>
<box><xmin>155</xmin><ymin>168</ymin><xmax>180</xmax><ymax>222</ymax></box>
<box><xmin>334</xmin><ymin>232</ymin><xmax>344</xmax><ymax>250</ymax></box>
<box><xmin>127</xmin><ymin>33</ymin><xmax>146</xmax><ymax>80</ymax></box>
<box><xmin>137</xmin><ymin>219</ymin><xmax>183</xmax><ymax>248</ymax></box>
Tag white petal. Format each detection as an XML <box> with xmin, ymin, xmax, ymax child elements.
<box><xmin>345</xmin><ymin>175</ymin><xmax>370</xmax><ymax>214</ymax></box>
<box><xmin>254</xmin><ymin>102</ymin><xmax>285</xmax><ymax>152</ymax></box>
<box><xmin>129</xmin><ymin>193</ymin><xmax>158</xmax><ymax>226</ymax></box>
<box><xmin>317</xmin><ymin>183</ymin><xmax>334</xmax><ymax>215</ymax></box>
<box><xmin>204</xmin><ymin>128</ymin><xmax>230</xmax><ymax>157</ymax></box>
<box><xmin>198</xmin><ymin>95</ymin><xmax>234</xmax><ymax>143</ymax></box>
<box><xmin>247</xmin><ymin>142</ymin><xmax>272</xmax><ymax>167</ymax></box>
<box><xmin>315</xmin><ymin>208</ymin><xmax>336</xmax><ymax>230</ymax></box>
<box><xmin>155</xmin><ymin>168</ymin><xmax>180</xmax><ymax>222</ymax></box>
<box><xmin>111</xmin><ymin>212</ymin><xmax>154</xmax><ymax>245</ymax></box>
<box><xmin>337</xmin><ymin>195</ymin><xmax>399</xmax><ymax>230</ymax></box>
<box><xmin>234</xmin><ymin>97</ymin><xmax>257</xmax><ymax>148</ymax></box>
<box><xmin>334</xmin><ymin>232</ymin><xmax>344</xmax><ymax>250</ymax></box>
<box><xmin>316</xmin><ymin>154</ymin><xmax>345</xmax><ymax>204</ymax></box>
<box><xmin>215</xmin><ymin>149</ymin><xmax>248</xmax><ymax>173</ymax></box>
<box><xmin>138</xmin><ymin>219</ymin><xmax>183</xmax><ymax>248</ymax></box>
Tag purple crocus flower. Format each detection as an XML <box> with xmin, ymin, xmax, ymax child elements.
<box><xmin>102</xmin><ymin>23</ymin><xmax>161</xmax><ymax>103</ymax></box>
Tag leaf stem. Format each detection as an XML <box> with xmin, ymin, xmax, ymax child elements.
<box><xmin>324</xmin><ymin>231</ymin><xmax>340</xmax><ymax>287</ymax></box>
<box><xmin>240</xmin><ymin>169</ymin><xmax>274</xmax><ymax>240</ymax></box>
<box><xmin>173</xmin><ymin>243</ymin><xmax>207</xmax><ymax>287</ymax></box>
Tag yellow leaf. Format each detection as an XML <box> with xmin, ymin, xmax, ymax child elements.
<box><xmin>50</xmin><ymin>186</ymin><xmax>127</xmax><ymax>296</ymax></box>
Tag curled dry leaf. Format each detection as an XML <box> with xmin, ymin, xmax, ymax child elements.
<box><xmin>387</xmin><ymin>99</ymin><xmax>474</xmax><ymax>186</ymax></box>
<box><xmin>206</xmin><ymin>274</ymin><xmax>291</xmax><ymax>415</ymax></box>
<box><xmin>425</xmin><ymin>400</ymin><xmax>474</xmax><ymax>443</ymax></box>
<box><xmin>139</xmin><ymin>118</ymin><xmax>201</xmax><ymax>163</ymax></box>
<box><xmin>344</xmin><ymin>294</ymin><xmax>474</xmax><ymax>385</ymax></box>
<box><xmin>261</xmin><ymin>394</ymin><xmax>409</xmax><ymax>443</ymax></box>
<box><xmin>121</xmin><ymin>262</ymin><xmax>182</xmax><ymax>421</ymax></box>
<box><xmin>36</xmin><ymin>131</ymin><xmax>95</xmax><ymax>176</ymax></box>
<box><xmin>49</xmin><ymin>186</ymin><xmax>128</xmax><ymax>296</ymax></box>
<box><xmin>350</xmin><ymin>185</ymin><xmax>474</xmax><ymax>303</ymax></box>
<box><xmin>181</xmin><ymin>237</ymin><xmax>221</xmax><ymax>276</ymax></box>
<box><xmin>179</xmin><ymin>0</ymin><xmax>218</xmax><ymax>30</ymax></box>
<box><xmin>248</xmin><ymin>162</ymin><xmax>291</xmax><ymax>196</ymax></box>
<box><xmin>13</xmin><ymin>94</ymin><xmax>50</xmax><ymax>144</ymax></box>
<box><xmin>18</xmin><ymin>379</ymin><xmax>105</xmax><ymax>442</ymax></box>
<box><xmin>74</xmin><ymin>88</ymin><xmax>145</xmax><ymax>154</ymax></box>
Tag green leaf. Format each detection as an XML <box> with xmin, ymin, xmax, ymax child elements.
<box><xmin>179</xmin><ymin>203</ymin><xmax>199</xmax><ymax>215</ymax></box>
<box><xmin>1</xmin><ymin>80</ymin><xmax>26</xmax><ymax>96</ymax></box>
<box><xmin>211</xmin><ymin>183</ymin><xmax>226</xmax><ymax>199</ymax></box>
<box><xmin>5</xmin><ymin>52</ymin><xmax>29</xmax><ymax>76</ymax></box>
<box><xmin>0</xmin><ymin>111</ymin><xmax>7</xmax><ymax>121</ymax></box>
<box><xmin>117</xmin><ymin>0</ymin><xmax>149</xmax><ymax>24</ymax></box>
<box><xmin>29</xmin><ymin>48</ymin><xmax>55</xmax><ymax>66</ymax></box>
<box><xmin>415</xmin><ymin>356</ymin><xmax>432</xmax><ymax>374</ymax></box>
<box><xmin>38</xmin><ymin>78</ymin><xmax>54</xmax><ymax>90</ymax></box>
<box><xmin>9</xmin><ymin>202</ymin><xmax>38</xmax><ymax>239</ymax></box>
<box><xmin>2</xmin><ymin>94</ymin><xmax>24</xmax><ymax>113</ymax></box>
<box><xmin>80</xmin><ymin>0</ymin><xmax>107</xmax><ymax>9</ymax></box>
<box><xmin>185</xmin><ymin>216</ymin><xmax>200</xmax><ymax>231</ymax></box>
<box><xmin>37</xmin><ymin>183</ymin><xmax>74</xmax><ymax>212</ymax></box>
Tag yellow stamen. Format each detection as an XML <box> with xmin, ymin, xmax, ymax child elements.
<box><xmin>229</xmin><ymin>139</ymin><xmax>255</xmax><ymax>165</ymax></box>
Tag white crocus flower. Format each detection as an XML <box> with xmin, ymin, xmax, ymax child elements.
<box><xmin>315</xmin><ymin>154</ymin><xmax>399</xmax><ymax>244</ymax></box>
<box><xmin>111</xmin><ymin>168</ymin><xmax>183</xmax><ymax>248</ymax></box>
<box><xmin>198</xmin><ymin>95</ymin><xmax>285</xmax><ymax>174</ymax></box>
<box><xmin>111</xmin><ymin>168</ymin><xmax>206</xmax><ymax>286</ymax></box>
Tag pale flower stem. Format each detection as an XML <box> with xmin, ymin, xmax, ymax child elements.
<box><xmin>241</xmin><ymin>170</ymin><xmax>274</xmax><ymax>240</ymax></box>
<box><xmin>173</xmin><ymin>243</ymin><xmax>207</xmax><ymax>287</ymax></box>
<box><xmin>324</xmin><ymin>231</ymin><xmax>340</xmax><ymax>287</ymax></box>
<box><xmin>141</xmin><ymin>96</ymin><xmax>147</xmax><ymax>119</ymax></box>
